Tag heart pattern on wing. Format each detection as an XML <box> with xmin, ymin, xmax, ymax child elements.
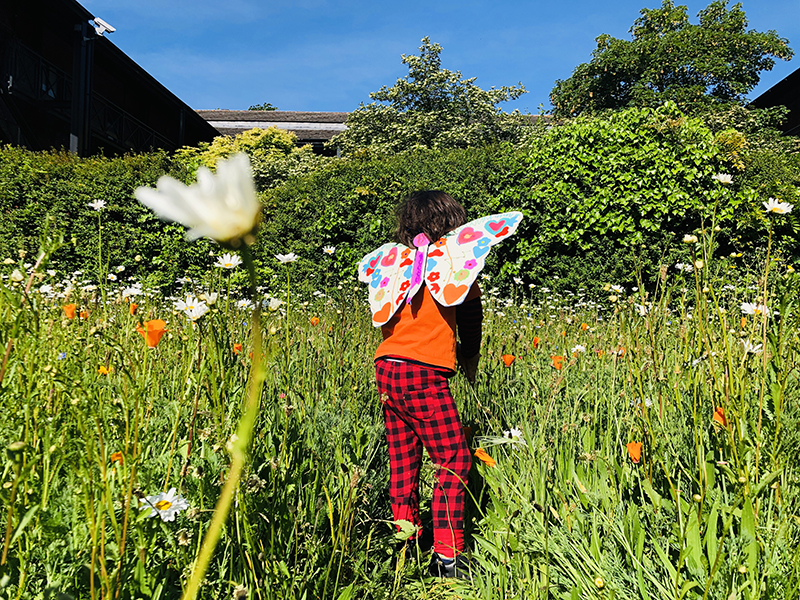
<box><xmin>457</xmin><ymin>227</ymin><xmax>483</xmax><ymax>245</ymax></box>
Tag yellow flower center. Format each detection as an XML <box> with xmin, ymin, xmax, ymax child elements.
<box><xmin>754</xmin><ymin>309</ymin><xmax>762</xmax><ymax>315</ymax></box>
<box><xmin>155</xmin><ymin>500</ymin><xmax>172</xmax><ymax>511</ymax></box>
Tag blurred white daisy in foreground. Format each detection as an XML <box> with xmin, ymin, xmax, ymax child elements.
<box><xmin>135</xmin><ymin>153</ymin><xmax>260</xmax><ymax>246</ymax></box>
<box><xmin>215</xmin><ymin>253</ymin><xmax>242</xmax><ymax>269</ymax></box>
<box><xmin>140</xmin><ymin>487</ymin><xmax>189</xmax><ymax>522</ymax></box>
<box><xmin>763</xmin><ymin>198</ymin><xmax>793</xmax><ymax>215</ymax></box>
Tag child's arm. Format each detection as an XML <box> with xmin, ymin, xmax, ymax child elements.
<box><xmin>456</xmin><ymin>295</ymin><xmax>483</xmax><ymax>383</ymax></box>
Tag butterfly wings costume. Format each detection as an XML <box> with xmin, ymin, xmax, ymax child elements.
<box><xmin>359</xmin><ymin>212</ymin><xmax>523</xmax><ymax>326</ymax></box>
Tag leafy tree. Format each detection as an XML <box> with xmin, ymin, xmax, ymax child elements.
<box><xmin>550</xmin><ymin>0</ymin><xmax>793</xmax><ymax>117</ymax></box>
<box><xmin>172</xmin><ymin>127</ymin><xmax>329</xmax><ymax>191</ymax></box>
<box><xmin>248</xmin><ymin>102</ymin><xmax>278</xmax><ymax>111</ymax></box>
<box><xmin>332</xmin><ymin>37</ymin><xmax>529</xmax><ymax>155</ymax></box>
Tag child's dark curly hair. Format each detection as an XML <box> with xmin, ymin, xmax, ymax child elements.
<box><xmin>394</xmin><ymin>191</ymin><xmax>467</xmax><ymax>247</ymax></box>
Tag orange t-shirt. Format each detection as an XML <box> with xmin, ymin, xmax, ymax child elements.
<box><xmin>375</xmin><ymin>284</ymin><xmax>481</xmax><ymax>371</ymax></box>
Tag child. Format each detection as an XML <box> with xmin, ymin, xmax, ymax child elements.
<box><xmin>372</xmin><ymin>191</ymin><xmax>483</xmax><ymax>579</ymax></box>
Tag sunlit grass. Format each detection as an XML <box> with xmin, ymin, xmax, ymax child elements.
<box><xmin>0</xmin><ymin>235</ymin><xmax>799</xmax><ymax>599</ymax></box>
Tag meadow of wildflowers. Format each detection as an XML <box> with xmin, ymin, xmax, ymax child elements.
<box><xmin>0</xmin><ymin>156</ymin><xmax>798</xmax><ymax>600</ymax></box>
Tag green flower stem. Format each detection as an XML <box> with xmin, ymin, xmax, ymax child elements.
<box><xmin>755</xmin><ymin>220</ymin><xmax>774</xmax><ymax>475</ymax></box>
<box><xmin>182</xmin><ymin>246</ymin><xmax>264</xmax><ymax>600</ymax></box>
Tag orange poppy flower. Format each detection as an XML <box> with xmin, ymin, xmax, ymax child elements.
<box><xmin>136</xmin><ymin>319</ymin><xmax>167</xmax><ymax>348</ymax></box>
<box><xmin>740</xmin><ymin>317</ymin><xmax>747</xmax><ymax>329</ymax></box>
<box><xmin>129</xmin><ymin>303</ymin><xmax>138</xmax><ymax>316</ymax></box>
<box><xmin>561</xmin><ymin>330</ymin><xmax>566</xmax><ymax>337</ymax></box>
<box><xmin>110</xmin><ymin>451</ymin><xmax>123</xmax><ymax>465</ymax></box>
<box><xmin>63</xmin><ymin>304</ymin><xmax>77</xmax><ymax>319</ymax></box>
<box><xmin>712</xmin><ymin>407</ymin><xmax>727</xmax><ymax>427</ymax></box>
<box><xmin>626</xmin><ymin>441</ymin><xmax>642</xmax><ymax>464</ymax></box>
<box><xmin>533</xmin><ymin>336</ymin><xmax>540</xmax><ymax>348</ymax></box>
<box><xmin>502</xmin><ymin>354</ymin><xmax>516</xmax><ymax>367</ymax></box>
<box><xmin>233</xmin><ymin>343</ymin><xmax>243</xmax><ymax>354</ymax></box>
<box><xmin>80</xmin><ymin>310</ymin><xmax>89</xmax><ymax>319</ymax></box>
<box><xmin>474</xmin><ymin>448</ymin><xmax>496</xmax><ymax>467</ymax></box>
<box><xmin>551</xmin><ymin>355</ymin><xmax>565</xmax><ymax>370</ymax></box>
<box><xmin>310</xmin><ymin>316</ymin><xmax>320</xmax><ymax>326</ymax></box>
<box><xmin>98</xmin><ymin>365</ymin><xmax>113</xmax><ymax>375</ymax></box>
<box><xmin>581</xmin><ymin>323</ymin><xmax>588</xmax><ymax>331</ymax></box>
<box><xmin>615</xmin><ymin>346</ymin><xmax>626</xmax><ymax>357</ymax></box>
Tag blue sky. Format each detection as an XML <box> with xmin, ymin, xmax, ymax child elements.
<box><xmin>80</xmin><ymin>0</ymin><xmax>798</xmax><ymax>114</ymax></box>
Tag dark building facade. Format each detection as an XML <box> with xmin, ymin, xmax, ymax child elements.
<box><xmin>0</xmin><ymin>0</ymin><xmax>217</xmax><ymax>155</ymax></box>
<box><xmin>750</xmin><ymin>67</ymin><xmax>800</xmax><ymax>136</ymax></box>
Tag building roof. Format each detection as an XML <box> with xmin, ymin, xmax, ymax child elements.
<box><xmin>197</xmin><ymin>110</ymin><xmax>349</xmax><ymax>143</ymax></box>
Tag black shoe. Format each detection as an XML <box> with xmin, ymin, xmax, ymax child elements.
<box><xmin>428</xmin><ymin>552</ymin><xmax>476</xmax><ymax>580</ymax></box>
<box><xmin>395</xmin><ymin>525</ymin><xmax>433</xmax><ymax>555</ymax></box>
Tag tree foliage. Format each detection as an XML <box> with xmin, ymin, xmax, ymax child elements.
<box><xmin>173</xmin><ymin>127</ymin><xmax>329</xmax><ymax>190</ymax></box>
<box><xmin>550</xmin><ymin>0</ymin><xmax>793</xmax><ymax>117</ymax></box>
<box><xmin>332</xmin><ymin>37</ymin><xmax>530</xmax><ymax>155</ymax></box>
<box><xmin>248</xmin><ymin>102</ymin><xmax>278</xmax><ymax>111</ymax></box>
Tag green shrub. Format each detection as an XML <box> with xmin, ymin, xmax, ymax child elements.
<box><xmin>494</xmin><ymin>103</ymin><xmax>799</xmax><ymax>291</ymax></box>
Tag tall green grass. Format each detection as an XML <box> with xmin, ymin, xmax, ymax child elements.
<box><xmin>0</xmin><ymin>234</ymin><xmax>798</xmax><ymax>599</ymax></box>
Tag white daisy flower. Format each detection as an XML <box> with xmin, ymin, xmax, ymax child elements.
<box><xmin>741</xmin><ymin>302</ymin><xmax>768</xmax><ymax>316</ymax></box>
<box><xmin>741</xmin><ymin>340</ymin><xmax>763</xmax><ymax>354</ymax></box>
<box><xmin>140</xmin><ymin>487</ymin><xmax>189</xmax><ymax>522</ymax></box>
<box><xmin>323</xmin><ymin>246</ymin><xmax>336</xmax><ymax>255</ymax></box>
<box><xmin>88</xmin><ymin>199</ymin><xmax>106</xmax><ymax>211</ymax></box>
<box><xmin>185</xmin><ymin>304</ymin><xmax>210</xmax><ymax>321</ymax></box>
<box><xmin>571</xmin><ymin>344</ymin><xmax>586</xmax><ymax>354</ymax></box>
<box><xmin>275</xmin><ymin>253</ymin><xmax>298</xmax><ymax>264</ymax></box>
<box><xmin>121</xmin><ymin>284</ymin><xmax>143</xmax><ymax>299</ymax></box>
<box><xmin>712</xmin><ymin>173</ymin><xmax>733</xmax><ymax>185</ymax></box>
<box><xmin>215</xmin><ymin>253</ymin><xmax>242</xmax><ymax>269</ymax></box>
<box><xmin>763</xmin><ymin>198</ymin><xmax>793</xmax><ymax>214</ymax></box>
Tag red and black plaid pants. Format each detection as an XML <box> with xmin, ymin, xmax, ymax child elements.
<box><xmin>375</xmin><ymin>357</ymin><xmax>471</xmax><ymax>556</ymax></box>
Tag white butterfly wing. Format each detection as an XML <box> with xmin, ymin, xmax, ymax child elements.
<box><xmin>425</xmin><ymin>211</ymin><xmax>524</xmax><ymax>306</ymax></box>
<box><xmin>358</xmin><ymin>243</ymin><xmax>417</xmax><ymax>326</ymax></box>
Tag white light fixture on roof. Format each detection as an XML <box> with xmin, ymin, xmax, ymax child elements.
<box><xmin>91</xmin><ymin>17</ymin><xmax>116</xmax><ymax>36</ymax></box>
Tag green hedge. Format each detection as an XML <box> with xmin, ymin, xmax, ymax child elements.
<box><xmin>0</xmin><ymin>146</ymin><xmax>222</xmax><ymax>288</ymax></box>
<box><xmin>0</xmin><ymin>103</ymin><xmax>796</xmax><ymax>296</ymax></box>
